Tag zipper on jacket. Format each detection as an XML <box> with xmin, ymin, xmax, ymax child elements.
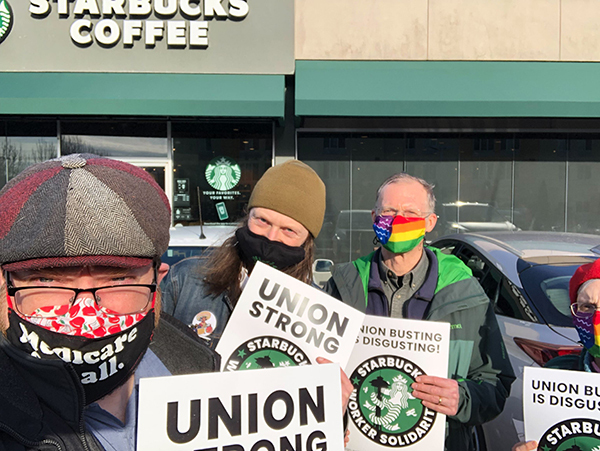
<box><xmin>67</xmin><ymin>364</ymin><xmax>92</xmax><ymax>451</ymax></box>
<box><xmin>0</xmin><ymin>423</ymin><xmax>64</xmax><ymax>451</ymax></box>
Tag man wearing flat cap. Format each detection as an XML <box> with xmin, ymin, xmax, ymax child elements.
<box><xmin>0</xmin><ymin>154</ymin><xmax>218</xmax><ymax>450</ymax></box>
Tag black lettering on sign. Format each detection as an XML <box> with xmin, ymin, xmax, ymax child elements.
<box><xmin>167</xmin><ymin>400</ymin><xmax>201</xmax><ymax>444</ymax></box>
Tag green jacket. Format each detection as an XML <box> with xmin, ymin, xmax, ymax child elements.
<box><xmin>325</xmin><ymin>247</ymin><xmax>515</xmax><ymax>451</ymax></box>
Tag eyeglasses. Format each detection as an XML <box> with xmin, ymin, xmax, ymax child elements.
<box><xmin>378</xmin><ymin>208</ymin><xmax>434</xmax><ymax>219</ymax></box>
<box><xmin>570</xmin><ymin>303</ymin><xmax>599</xmax><ymax>318</ymax></box>
<box><xmin>7</xmin><ymin>284</ymin><xmax>156</xmax><ymax>318</ymax></box>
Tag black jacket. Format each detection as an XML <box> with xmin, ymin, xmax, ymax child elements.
<box><xmin>0</xmin><ymin>314</ymin><xmax>219</xmax><ymax>451</ymax></box>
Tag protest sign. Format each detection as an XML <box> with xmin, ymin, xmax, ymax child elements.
<box><xmin>137</xmin><ymin>364</ymin><xmax>344</xmax><ymax>451</ymax></box>
<box><xmin>215</xmin><ymin>262</ymin><xmax>364</xmax><ymax>371</ymax></box>
<box><xmin>345</xmin><ymin>315</ymin><xmax>450</xmax><ymax>451</ymax></box>
<box><xmin>524</xmin><ymin>366</ymin><xmax>600</xmax><ymax>450</ymax></box>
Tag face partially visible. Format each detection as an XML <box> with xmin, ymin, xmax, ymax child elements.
<box><xmin>248</xmin><ymin>207</ymin><xmax>310</xmax><ymax>247</ymax></box>
<box><xmin>575</xmin><ymin>279</ymin><xmax>600</xmax><ymax>315</ymax></box>
<box><xmin>1</xmin><ymin>263</ymin><xmax>169</xmax><ymax>332</ymax></box>
<box><xmin>373</xmin><ymin>180</ymin><xmax>437</xmax><ymax>233</ymax></box>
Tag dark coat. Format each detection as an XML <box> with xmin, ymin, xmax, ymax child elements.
<box><xmin>0</xmin><ymin>314</ymin><xmax>219</xmax><ymax>451</ymax></box>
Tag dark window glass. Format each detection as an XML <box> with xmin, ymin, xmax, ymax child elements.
<box><xmin>514</xmin><ymin>136</ymin><xmax>567</xmax><ymax>232</ymax></box>
<box><xmin>298</xmin><ymin>133</ymin><xmax>351</xmax><ymax>261</ymax></box>
<box><xmin>519</xmin><ymin>262</ymin><xmax>598</xmax><ymax>327</ymax></box>
<box><xmin>567</xmin><ymin>136</ymin><xmax>600</xmax><ymax>235</ymax></box>
<box><xmin>171</xmin><ymin>122</ymin><xmax>272</xmax><ymax>225</ymax></box>
<box><xmin>61</xmin><ymin>121</ymin><xmax>167</xmax><ymax>158</ymax></box>
<box><xmin>0</xmin><ymin>120</ymin><xmax>57</xmax><ymax>189</ymax></box>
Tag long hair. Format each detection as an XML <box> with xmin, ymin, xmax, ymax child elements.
<box><xmin>203</xmin><ymin>218</ymin><xmax>315</xmax><ymax>305</ymax></box>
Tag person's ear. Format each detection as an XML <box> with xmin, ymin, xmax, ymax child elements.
<box><xmin>157</xmin><ymin>263</ymin><xmax>169</xmax><ymax>284</ymax></box>
<box><xmin>425</xmin><ymin>213</ymin><xmax>437</xmax><ymax>233</ymax></box>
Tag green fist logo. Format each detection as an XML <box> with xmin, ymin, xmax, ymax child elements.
<box><xmin>0</xmin><ymin>0</ymin><xmax>13</xmax><ymax>44</ymax></box>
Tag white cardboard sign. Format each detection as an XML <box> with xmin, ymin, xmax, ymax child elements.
<box><xmin>524</xmin><ymin>366</ymin><xmax>600</xmax><ymax>450</ymax></box>
<box><xmin>137</xmin><ymin>364</ymin><xmax>344</xmax><ymax>451</ymax></box>
<box><xmin>345</xmin><ymin>315</ymin><xmax>450</xmax><ymax>451</ymax></box>
<box><xmin>215</xmin><ymin>262</ymin><xmax>364</xmax><ymax>371</ymax></box>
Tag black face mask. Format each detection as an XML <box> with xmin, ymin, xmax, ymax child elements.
<box><xmin>236</xmin><ymin>226</ymin><xmax>306</xmax><ymax>270</ymax></box>
<box><xmin>6</xmin><ymin>309</ymin><xmax>154</xmax><ymax>405</ymax></box>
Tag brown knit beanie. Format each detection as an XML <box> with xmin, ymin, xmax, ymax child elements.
<box><xmin>248</xmin><ymin>160</ymin><xmax>326</xmax><ymax>238</ymax></box>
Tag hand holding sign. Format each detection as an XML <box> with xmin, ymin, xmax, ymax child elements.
<box><xmin>411</xmin><ymin>375</ymin><xmax>459</xmax><ymax>416</ymax></box>
<box><xmin>317</xmin><ymin>357</ymin><xmax>353</xmax><ymax>413</ymax></box>
<box><xmin>512</xmin><ymin>441</ymin><xmax>538</xmax><ymax>451</ymax></box>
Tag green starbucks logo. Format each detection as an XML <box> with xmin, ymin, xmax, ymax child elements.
<box><xmin>538</xmin><ymin>418</ymin><xmax>600</xmax><ymax>451</ymax></box>
<box><xmin>348</xmin><ymin>356</ymin><xmax>436</xmax><ymax>447</ymax></box>
<box><xmin>224</xmin><ymin>336</ymin><xmax>309</xmax><ymax>372</ymax></box>
<box><xmin>0</xmin><ymin>0</ymin><xmax>13</xmax><ymax>44</ymax></box>
<box><xmin>205</xmin><ymin>157</ymin><xmax>241</xmax><ymax>191</ymax></box>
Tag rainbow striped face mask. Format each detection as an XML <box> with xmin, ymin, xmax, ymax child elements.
<box><xmin>373</xmin><ymin>214</ymin><xmax>426</xmax><ymax>254</ymax></box>
<box><xmin>573</xmin><ymin>310</ymin><xmax>600</xmax><ymax>358</ymax></box>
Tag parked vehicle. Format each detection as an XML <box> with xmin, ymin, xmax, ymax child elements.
<box><xmin>430</xmin><ymin>231</ymin><xmax>600</xmax><ymax>451</ymax></box>
<box><xmin>437</xmin><ymin>202</ymin><xmax>519</xmax><ymax>236</ymax></box>
<box><xmin>161</xmin><ymin>224</ymin><xmax>237</xmax><ymax>266</ymax></box>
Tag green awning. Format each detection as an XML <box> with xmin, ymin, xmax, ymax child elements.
<box><xmin>0</xmin><ymin>73</ymin><xmax>285</xmax><ymax>118</ymax></box>
<box><xmin>296</xmin><ymin>61</ymin><xmax>600</xmax><ymax>117</ymax></box>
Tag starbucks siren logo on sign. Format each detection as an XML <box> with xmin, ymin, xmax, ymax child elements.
<box><xmin>0</xmin><ymin>0</ymin><xmax>13</xmax><ymax>44</ymax></box>
<box><xmin>205</xmin><ymin>157</ymin><xmax>241</xmax><ymax>191</ymax></box>
<box><xmin>348</xmin><ymin>355</ymin><xmax>437</xmax><ymax>447</ymax></box>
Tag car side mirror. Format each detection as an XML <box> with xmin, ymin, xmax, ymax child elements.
<box><xmin>313</xmin><ymin>259</ymin><xmax>334</xmax><ymax>273</ymax></box>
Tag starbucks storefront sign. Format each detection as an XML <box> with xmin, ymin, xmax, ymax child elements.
<box><xmin>0</xmin><ymin>0</ymin><xmax>293</xmax><ymax>74</ymax></box>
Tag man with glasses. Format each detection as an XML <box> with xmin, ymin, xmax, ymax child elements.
<box><xmin>0</xmin><ymin>154</ymin><xmax>217</xmax><ymax>450</ymax></box>
<box><xmin>325</xmin><ymin>173</ymin><xmax>515</xmax><ymax>451</ymax></box>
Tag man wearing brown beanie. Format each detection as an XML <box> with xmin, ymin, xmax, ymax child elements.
<box><xmin>0</xmin><ymin>154</ymin><xmax>218</xmax><ymax>451</ymax></box>
<box><xmin>161</xmin><ymin>159</ymin><xmax>327</xmax><ymax>349</ymax></box>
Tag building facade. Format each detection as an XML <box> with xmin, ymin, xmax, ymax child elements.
<box><xmin>2</xmin><ymin>0</ymin><xmax>600</xmax><ymax>263</ymax></box>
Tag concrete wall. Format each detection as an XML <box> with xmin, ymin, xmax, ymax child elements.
<box><xmin>295</xmin><ymin>0</ymin><xmax>600</xmax><ymax>61</ymax></box>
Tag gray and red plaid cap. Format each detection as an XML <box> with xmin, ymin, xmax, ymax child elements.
<box><xmin>0</xmin><ymin>154</ymin><xmax>171</xmax><ymax>271</ymax></box>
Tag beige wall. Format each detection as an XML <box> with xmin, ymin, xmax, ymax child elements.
<box><xmin>296</xmin><ymin>0</ymin><xmax>600</xmax><ymax>61</ymax></box>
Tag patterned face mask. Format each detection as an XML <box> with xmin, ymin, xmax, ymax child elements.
<box><xmin>373</xmin><ymin>215</ymin><xmax>426</xmax><ymax>254</ymax></box>
<box><xmin>573</xmin><ymin>310</ymin><xmax>600</xmax><ymax>358</ymax></box>
<box><xmin>8</xmin><ymin>293</ymin><xmax>152</xmax><ymax>338</ymax></box>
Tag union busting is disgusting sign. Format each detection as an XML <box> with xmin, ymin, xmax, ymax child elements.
<box><xmin>137</xmin><ymin>364</ymin><xmax>344</xmax><ymax>451</ymax></box>
<box><xmin>345</xmin><ymin>316</ymin><xmax>450</xmax><ymax>451</ymax></box>
<box><xmin>215</xmin><ymin>262</ymin><xmax>364</xmax><ymax>372</ymax></box>
<box><xmin>524</xmin><ymin>366</ymin><xmax>600</xmax><ymax>450</ymax></box>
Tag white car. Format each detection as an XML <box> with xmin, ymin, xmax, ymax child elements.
<box><xmin>161</xmin><ymin>224</ymin><xmax>237</xmax><ymax>266</ymax></box>
<box><xmin>431</xmin><ymin>232</ymin><xmax>599</xmax><ymax>451</ymax></box>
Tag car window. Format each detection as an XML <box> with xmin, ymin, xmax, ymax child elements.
<box><xmin>454</xmin><ymin>245</ymin><xmax>537</xmax><ymax>322</ymax></box>
<box><xmin>435</xmin><ymin>244</ymin><xmax>457</xmax><ymax>255</ymax></box>
<box><xmin>161</xmin><ymin>246</ymin><xmax>211</xmax><ymax>266</ymax></box>
<box><xmin>519</xmin><ymin>263</ymin><xmax>594</xmax><ymax>327</ymax></box>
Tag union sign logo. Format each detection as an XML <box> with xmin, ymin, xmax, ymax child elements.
<box><xmin>0</xmin><ymin>0</ymin><xmax>13</xmax><ymax>44</ymax></box>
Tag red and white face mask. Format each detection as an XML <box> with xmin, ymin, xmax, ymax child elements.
<box><xmin>8</xmin><ymin>293</ymin><xmax>153</xmax><ymax>338</ymax></box>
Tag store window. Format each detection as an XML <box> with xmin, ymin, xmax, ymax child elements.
<box><xmin>567</xmin><ymin>135</ymin><xmax>600</xmax><ymax>235</ymax></box>
<box><xmin>514</xmin><ymin>136</ymin><xmax>567</xmax><ymax>232</ymax></box>
<box><xmin>0</xmin><ymin>120</ymin><xmax>57</xmax><ymax>190</ymax></box>
<box><xmin>60</xmin><ymin>121</ymin><xmax>167</xmax><ymax>158</ymax></box>
<box><xmin>171</xmin><ymin>122</ymin><xmax>273</xmax><ymax>225</ymax></box>
<box><xmin>299</xmin><ymin>131</ymin><xmax>600</xmax><ymax>265</ymax></box>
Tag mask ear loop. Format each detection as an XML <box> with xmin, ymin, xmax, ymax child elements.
<box><xmin>3</xmin><ymin>270</ymin><xmax>16</xmax><ymax>311</ymax></box>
